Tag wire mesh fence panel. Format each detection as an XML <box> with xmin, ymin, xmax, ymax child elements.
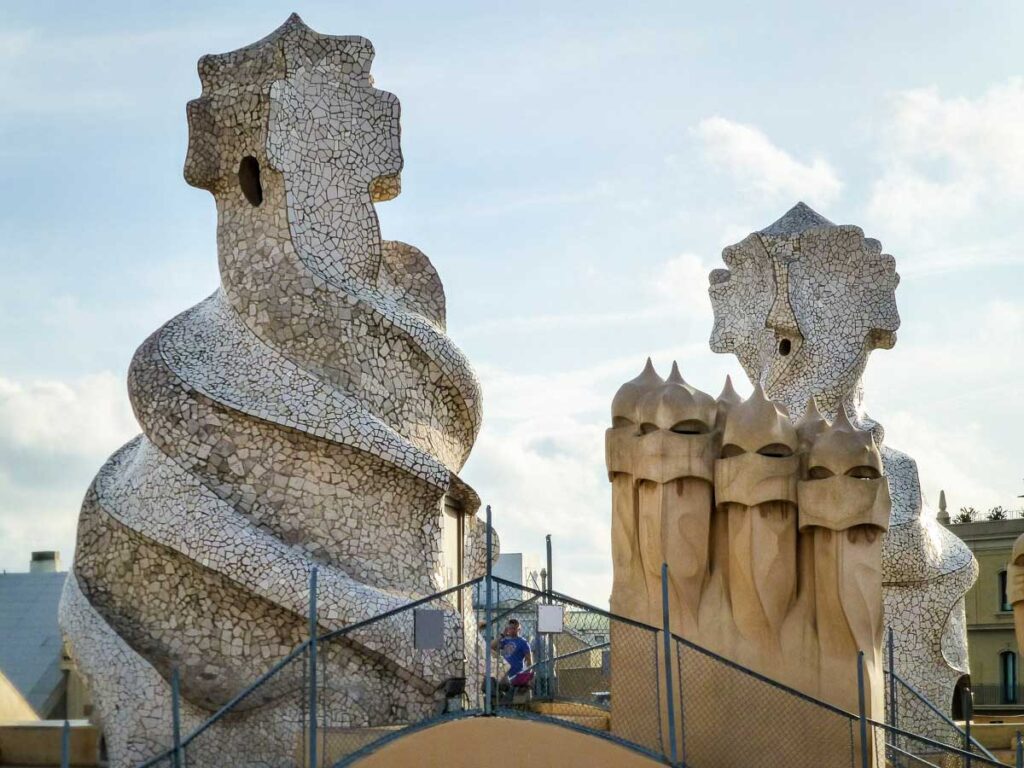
<box><xmin>675</xmin><ymin>638</ymin><xmax>859</xmax><ymax>768</ymax></box>
<box><xmin>873</xmin><ymin>721</ymin><xmax>1010</xmax><ymax>768</ymax></box>
<box><xmin>317</xmin><ymin>582</ymin><xmax>481</xmax><ymax>767</ymax></box>
<box><xmin>484</xmin><ymin>577</ymin><xmax>663</xmax><ymax>755</ymax></box>
<box><xmin>606</xmin><ymin>620</ymin><xmax>663</xmax><ymax>754</ymax></box>
<box><xmin>886</xmin><ymin>673</ymin><xmax>978</xmax><ymax>755</ymax></box>
<box><xmin>179</xmin><ymin>644</ymin><xmax>309</xmax><ymax>768</ymax></box>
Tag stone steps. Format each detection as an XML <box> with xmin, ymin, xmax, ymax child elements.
<box><xmin>529</xmin><ymin>701</ymin><xmax>611</xmax><ymax>732</ymax></box>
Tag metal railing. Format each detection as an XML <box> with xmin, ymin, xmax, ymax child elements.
<box><xmin>949</xmin><ymin>508</ymin><xmax>1024</xmax><ymax>523</ymax></box>
<box><xmin>124</xmin><ymin>506</ymin><xmax>1014</xmax><ymax>768</ymax></box>
<box><xmin>973</xmin><ymin>684</ymin><xmax>1024</xmax><ymax>707</ymax></box>
<box><xmin>883</xmin><ymin>627</ymin><xmax>1004</xmax><ymax>765</ymax></box>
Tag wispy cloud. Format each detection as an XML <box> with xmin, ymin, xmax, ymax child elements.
<box><xmin>461</xmin><ymin>252</ymin><xmax>715</xmax><ymax>339</ymax></box>
<box><xmin>693</xmin><ymin>116</ymin><xmax>842</xmax><ymax>206</ymax></box>
<box><xmin>0</xmin><ymin>24</ymin><xmax>228</xmax><ymax>116</ymax></box>
<box><xmin>0</xmin><ymin>372</ymin><xmax>137</xmax><ymax>572</ymax></box>
<box><xmin>865</xmin><ymin>299</ymin><xmax>1024</xmax><ymax>510</ymax></box>
<box><xmin>867</xmin><ymin>78</ymin><xmax>1024</xmax><ymax>236</ymax></box>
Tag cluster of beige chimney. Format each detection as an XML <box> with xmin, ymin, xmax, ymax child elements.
<box><xmin>607</xmin><ymin>360</ymin><xmax>889</xmax><ymax>715</ymax></box>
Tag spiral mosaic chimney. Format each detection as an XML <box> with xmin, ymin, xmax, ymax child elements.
<box><xmin>59</xmin><ymin>16</ymin><xmax>486</xmax><ymax>767</ymax></box>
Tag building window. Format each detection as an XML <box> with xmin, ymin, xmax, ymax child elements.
<box><xmin>1001</xmin><ymin>570</ymin><xmax>1012</xmax><ymax>612</ymax></box>
<box><xmin>1001</xmin><ymin>651</ymin><xmax>1018</xmax><ymax>704</ymax></box>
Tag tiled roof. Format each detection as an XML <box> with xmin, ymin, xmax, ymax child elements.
<box><xmin>0</xmin><ymin>572</ymin><xmax>67</xmax><ymax>716</ymax></box>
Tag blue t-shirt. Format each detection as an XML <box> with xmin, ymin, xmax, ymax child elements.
<box><xmin>499</xmin><ymin>636</ymin><xmax>531</xmax><ymax>676</ymax></box>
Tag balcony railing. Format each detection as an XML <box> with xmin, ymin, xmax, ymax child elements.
<box><xmin>949</xmin><ymin>508</ymin><xmax>1024</xmax><ymax>523</ymax></box>
<box><xmin>972</xmin><ymin>684</ymin><xmax>1024</xmax><ymax>707</ymax></box>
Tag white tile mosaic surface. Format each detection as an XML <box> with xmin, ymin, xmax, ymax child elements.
<box><xmin>58</xmin><ymin>15</ymin><xmax>487</xmax><ymax>767</ymax></box>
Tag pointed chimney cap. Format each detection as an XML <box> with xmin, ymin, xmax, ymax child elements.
<box><xmin>759</xmin><ymin>202</ymin><xmax>835</xmax><ymax>237</ymax></box>
<box><xmin>611</xmin><ymin>358</ymin><xmax>664</xmax><ymax>424</ymax></box>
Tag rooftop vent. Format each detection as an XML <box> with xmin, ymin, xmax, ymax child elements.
<box><xmin>30</xmin><ymin>550</ymin><xmax>61</xmax><ymax>574</ymax></box>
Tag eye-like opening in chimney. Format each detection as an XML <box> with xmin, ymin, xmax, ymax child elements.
<box><xmin>238</xmin><ymin>156</ymin><xmax>263</xmax><ymax>207</ymax></box>
<box><xmin>778</xmin><ymin>338</ymin><xmax>792</xmax><ymax>356</ymax></box>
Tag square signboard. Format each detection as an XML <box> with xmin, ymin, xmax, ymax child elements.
<box><xmin>537</xmin><ymin>604</ymin><xmax>564</xmax><ymax>634</ymax></box>
<box><xmin>414</xmin><ymin>609</ymin><xmax>444</xmax><ymax>649</ymax></box>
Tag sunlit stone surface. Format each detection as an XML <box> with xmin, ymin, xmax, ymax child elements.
<box><xmin>59</xmin><ymin>16</ymin><xmax>487</xmax><ymax>767</ymax></box>
<box><xmin>607</xmin><ymin>362</ymin><xmax>889</xmax><ymax>765</ymax></box>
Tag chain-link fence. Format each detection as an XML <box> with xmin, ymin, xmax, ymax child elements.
<box><xmin>127</xmin><ymin>567</ymin><xmax>1018</xmax><ymax>768</ymax></box>
<box><xmin>481</xmin><ymin>576</ymin><xmax>664</xmax><ymax>755</ymax></box>
<box><xmin>882</xmin><ymin>629</ymin><xmax>1003</xmax><ymax>765</ymax></box>
<box><xmin>872</xmin><ymin>720</ymin><xmax>1010</xmax><ymax>768</ymax></box>
<box><xmin>673</xmin><ymin>635</ymin><xmax>858</xmax><ymax>768</ymax></box>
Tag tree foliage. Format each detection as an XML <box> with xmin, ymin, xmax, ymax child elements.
<box><xmin>953</xmin><ymin>506</ymin><xmax>978</xmax><ymax>524</ymax></box>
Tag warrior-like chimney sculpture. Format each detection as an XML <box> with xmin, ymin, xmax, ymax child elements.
<box><xmin>59</xmin><ymin>16</ymin><xmax>486</xmax><ymax>767</ymax></box>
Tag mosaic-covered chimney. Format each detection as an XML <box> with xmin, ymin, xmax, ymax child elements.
<box><xmin>707</xmin><ymin>203</ymin><xmax>977</xmax><ymax>739</ymax></box>
<box><xmin>59</xmin><ymin>16</ymin><xmax>486</xmax><ymax>767</ymax></box>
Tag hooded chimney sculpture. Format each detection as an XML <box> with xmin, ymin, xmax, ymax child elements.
<box><xmin>59</xmin><ymin>17</ymin><xmax>486</xmax><ymax>767</ymax></box>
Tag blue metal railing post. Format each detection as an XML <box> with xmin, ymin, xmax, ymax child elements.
<box><xmin>661</xmin><ymin>563</ymin><xmax>678</xmax><ymax>766</ymax></box>
<box><xmin>857</xmin><ymin>651</ymin><xmax>869</xmax><ymax>768</ymax></box>
<box><xmin>545</xmin><ymin>534</ymin><xmax>552</xmax><ymax>600</ymax></box>
<box><xmin>60</xmin><ymin>719</ymin><xmax>70</xmax><ymax>768</ymax></box>
<box><xmin>171</xmin><ymin>667</ymin><xmax>182</xmax><ymax>768</ymax></box>
<box><xmin>1016</xmin><ymin>730</ymin><xmax>1022</xmax><ymax>768</ymax></box>
<box><xmin>962</xmin><ymin>685</ymin><xmax>973</xmax><ymax>768</ymax></box>
<box><xmin>308</xmin><ymin>566</ymin><xmax>318</xmax><ymax>768</ymax></box>
<box><xmin>887</xmin><ymin>627</ymin><xmax>898</xmax><ymax>755</ymax></box>
<box><xmin>546</xmin><ymin>533</ymin><xmax>556</xmax><ymax>698</ymax></box>
<box><xmin>886</xmin><ymin>628</ymin><xmax>896</xmax><ymax>721</ymax></box>
<box><xmin>484</xmin><ymin>505</ymin><xmax>494</xmax><ymax>715</ymax></box>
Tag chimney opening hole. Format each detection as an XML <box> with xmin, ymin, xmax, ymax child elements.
<box><xmin>238</xmin><ymin>156</ymin><xmax>263</xmax><ymax>207</ymax></box>
<box><xmin>778</xmin><ymin>339</ymin><xmax>792</xmax><ymax>356</ymax></box>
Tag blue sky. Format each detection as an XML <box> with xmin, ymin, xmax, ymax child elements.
<box><xmin>1</xmin><ymin>1</ymin><xmax>1022</xmax><ymax>604</ymax></box>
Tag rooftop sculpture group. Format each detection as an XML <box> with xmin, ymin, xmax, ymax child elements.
<box><xmin>55</xmin><ymin>14</ymin><xmax>977</xmax><ymax>768</ymax></box>
<box><xmin>59</xmin><ymin>16</ymin><xmax>486</xmax><ymax>767</ymax></box>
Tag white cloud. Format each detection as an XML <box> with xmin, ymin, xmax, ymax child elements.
<box><xmin>462</xmin><ymin>252</ymin><xmax>715</xmax><ymax>339</ymax></box>
<box><xmin>867</xmin><ymin>78</ymin><xmax>1024</xmax><ymax>235</ymax></box>
<box><xmin>652</xmin><ymin>252</ymin><xmax>713</xmax><ymax>316</ymax></box>
<box><xmin>693</xmin><ymin>116</ymin><xmax>842</xmax><ymax>205</ymax></box>
<box><xmin>0</xmin><ymin>373</ymin><xmax>137</xmax><ymax>573</ymax></box>
<box><xmin>0</xmin><ymin>373</ymin><xmax>136</xmax><ymax>457</ymax></box>
<box><xmin>462</xmin><ymin>361</ymin><xmax>630</xmax><ymax>607</ymax></box>
<box><xmin>865</xmin><ymin>299</ymin><xmax>1024</xmax><ymax>513</ymax></box>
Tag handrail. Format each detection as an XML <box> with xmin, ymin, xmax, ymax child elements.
<box><xmin>493</xmin><ymin>575</ymin><xmax>862</xmax><ymax>721</ymax></box>
<box><xmin>489</xmin><ymin>576</ymin><xmax>659</xmax><ymax>632</ymax></box>
<box><xmin>319</xmin><ymin>576</ymin><xmax>483</xmax><ymax>643</ymax></box>
<box><xmin>182</xmin><ymin>639</ymin><xmax>311</xmax><ymax>746</ymax></box>
<box><xmin>889</xmin><ymin>669</ymin><xmax>999</xmax><ymax>762</ymax></box>
<box><xmin>479</xmin><ymin>592</ymin><xmax>544</xmax><ymax>627</ymax></box>
<box><xmin>524</xmin><ymin>640</ymin><xmax>610</xmax><ymax>674</ymax></box>
<box><xmin>134</xmin><ymin>571</ymin><xmax>999</xmax><ymax>768</ymax></box>
<box><xmin>869</xmin><ymin>718</ymin><xmax>1007</xmax><ymax>766</ymax></box>
<box><xmin>185</xmin><ymin>576</ymin><xmax>484</xmax><ymax>747</ymax></box>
